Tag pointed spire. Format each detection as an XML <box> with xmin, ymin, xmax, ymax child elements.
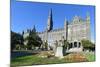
<box><xmin>64</xmin><ymin>17</ymin><xmax>68</xmax><ymax>25</ymax></box>
<box><xmin>22</xmin><ymin>30</ymin><xmax>24</xmax><ymax>35</ymax></box>
<box><xmin>47</xmin><ymin>8</ymin><xmax>53</xmax><ymax>31</ymax></box>
<box><xmin>48</xmin><ymin>8</ymin><xmax>52</xmax><ymax>18</ymax></box>
<box><xmin>86</xmin><ymin>12</ymin><xmax>90</xmax><ymax>22</ymax></box>
<box><xmin>64</xmin><ymin>17</ymin><xmax>68</xmax><ymax>30</ymax></box>
<box><xmin>32</xmin><ymin>25</ymin><xmax>36</xmax><ymax>32</ymax></box>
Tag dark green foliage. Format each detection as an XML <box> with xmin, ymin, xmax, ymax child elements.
<box><xmin>11</xmin><ymin>31</ymin><xmax>24</xmax><ymax>50</ymax></box>
<box><xmin>25</xmin><ymin>27</ymin><xmax>42</xmax><ymax>50</ymax></box>
<box><xmin>63</xmin><ymin>40</ymin><xmax>69</xmax><ymax>55</ymax></box>
<box><xmin>81</xmin><ymin>39</ymin><xmax>95</xmax><ymax>51</ymax></box>
<box><xmin>11</xmin><ymin>25</ymin><xmax>42</xmax><ymax>50</ymax></box>
<box><xmin>63</xmin><ymin>40</ymin><xmax>69</xmax><ymax>48</ymax></box>
<box><xmin>44</xmin><ymin>40</ymin><xmax>48</xmax><ymax>50</ymax></box>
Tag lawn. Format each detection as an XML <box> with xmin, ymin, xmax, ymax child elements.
<box><xmin>11</xmin><ymin>52</ymin><xmax>95</xmax><ymax>67</ymax></box>
<box><xmin>11</xmin><ymin>54</ymin><xmax>66</xmax><ymax>67</ymax></box>
<box><xmin>83</xmin><ymin>52</ymin><xmax>95</xmax><ymax>62</ymax></box>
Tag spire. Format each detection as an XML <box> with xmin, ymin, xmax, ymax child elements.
<box><xmin>86</xmin><ymin>12</ymin><xmax>90</xmax><ymax>22</ymax></box>
<box><xmin>47</xmin><ymin>9</ymin><xmax>53</xmax><ymax>31</ymax></box>
<box><xmin>64</xmin><ymin>17</ymin><xmax>68</xmax><ymax>31</ymax></box>
<box><xmin>22</xmin><ymin>30</ymin><xmax>24</xmax><ymax>35</ymax></box>
<box><xmin>64</xmin><ymin>17</ymin><xmax>68</xmax><ymax>26</ymax></box>
<box><xmin>64</xmin><ymin>17</ymin><xmax>68</xmax><ymax>40</ymax></box>
<box><xmin>32</xmin><ymin>25</ymin><xmax>36</xmax><ymax>32</ymax></box>
<box><xmin>48</xmin><ymin>8</ymin><xmax>52</xmax><ymax>18</ymax></box>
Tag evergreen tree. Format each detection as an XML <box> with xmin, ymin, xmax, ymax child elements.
<box><xmin>25</xmin><ymin>26</ymin><xmax>42</xmax><ymax>50</ymax></box>
<box><xmin>11</xmin><ymin>31</ymin><xmax>23</xmax><ymax>50</ymax></box>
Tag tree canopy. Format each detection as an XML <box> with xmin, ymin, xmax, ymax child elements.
<box><xmin>81</xmin><ymin>39</ymin><xmax>95</xmax><ymax>51</ymax></box>
<box><xmin>24</xmin><ymin>26</ymin><xmax>42</xmax><ymax>50</ymax></box>
<box><xmin>11</xmin><ymin>31</ymin><xmax>23</xmax><ymax>50</ymax></box>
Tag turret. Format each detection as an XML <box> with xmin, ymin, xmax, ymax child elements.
<box><xmin>64</xmin><ymin>18</ymin><xmax>68</xmax><ymax>29</ymax></box>
<box><xmin>64</xmin><ymin>18</ymin><xmax>68</xmax><ymax>40</ymax></box>
<box><xmin>32</xmin><ymin>25</ymin><xmax>36</xmax><ymax>32</ymax></box>
<box><xmin>86</xmin><ymin>12</ymin><xmax>90</xmax><ymax>23</ymax></box>
<box><xmin>86</xmin><ymin>12</ymin><xmax>91</xmax><ymax>40</ymax></box>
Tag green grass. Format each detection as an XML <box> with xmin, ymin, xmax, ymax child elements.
<box><xmin>11</xmin><ymin>52</ymin><xmax>95</xmax><ymax>67</ymax></box>
<box><xmin>11</xmin><ymin>55</ymin><xmax>67</xmax><ymax>67</ymax></box>
<box><xmin>11</xmin><ymin>55</ymin><xmax>44</xmax><ymax>67</ymax></box>
<box><xmin>83</xmin><ymin>52</ymin><xmax>95</xmax><ymax>62</ymax></box>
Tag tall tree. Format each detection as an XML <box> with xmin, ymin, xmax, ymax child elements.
<box><xmin>25</xmin><ymin>26</ymin><xmax>42</xmax><ymax>50</ymax></box>
<box><xmin>11</xmin><ymin>31</ymin><xmax>23</xmax><ymax>50</ymax></box>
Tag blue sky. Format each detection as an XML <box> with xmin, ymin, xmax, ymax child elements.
<box><xmin>11</xmin><ymin>0</ymin><xmax>95</xmax><ymax>42</ymax></box>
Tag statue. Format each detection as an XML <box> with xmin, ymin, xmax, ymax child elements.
<box><xmin>55</xmin><ymin>36</ymin><xmax>65</xmax><ymax>58</ymax></box>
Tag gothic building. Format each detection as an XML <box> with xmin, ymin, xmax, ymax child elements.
<box><xmin>23</xmin><ymin>9</ymin><xmax>90</xmax><ymax>52</ymax></box>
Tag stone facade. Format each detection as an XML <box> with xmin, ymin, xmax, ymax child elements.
<box><xmin>23</xmin><ymin>9</ymin><xmax>90</xmax><ymax>52</ymax></box>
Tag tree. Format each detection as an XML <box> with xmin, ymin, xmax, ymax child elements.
<box><xmin>15</xmin><ymin>44</ymin><xmax>20</xmax><ymax>50</ymax></box>
<box><xmin>63</xmin><ymin>40</ymin><xmax>69</xmax><ymax>55</ymax></box>
<box><xmin>25</xmin><ymin>27</ymin><xmax>42</xmax><ymax>50</ymax></box>
<box><xmin>44</xmin><ymin>40</ymin><xmax>48</xmax><ymax>50</ymax></box>
<box><xmin>63</xmin><ymin>40</ymin><xmax>69</xmax><ymax>48</ymax></box>
<box><xmin>81</xmin><ymin>39</ymin><xmax>95</xmax><ymax>51</ymax></box>
<box><xmin>11</xmin><ymin>31</ymin><xmax>24</xmax><ymax>51</ymax></box>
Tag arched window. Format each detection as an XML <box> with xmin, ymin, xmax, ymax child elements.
<box><xmin>74</xmin><ymin>42</ymin><xmax>77</xmax><ymax>47</ymax></box>
<box><xmin>78</xmin><ymin>42</ymin><xmax>81</xmax><ymax>48</ymax></box>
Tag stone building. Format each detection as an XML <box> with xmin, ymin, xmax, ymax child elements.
<box><xmin>23</xmin><ymin>9</ymin><xmax>90</xmax><ymax>52</ymax></box>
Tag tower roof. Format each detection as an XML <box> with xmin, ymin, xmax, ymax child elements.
<box><xmin>64</xmin><ymin>17</ymin><xmax>68</xmax><ymax>25</ymax></box>
<box><xmin>47</xmin><ymin>9</ymin><xmax>53</xmax><ymax>31</ymax></box>
<box><xmin>86</xmin><ymin>12</ymin><xmax>90</xmax><ymax>22</ymax></box>
<box><xmin>32</xmin><ymin>25</ymin><xmax>36</xmax><ymax>32</ymax></box>
<box><xmin>48</xmin><ymin>8</ymin><xmax>52</xmax><ymax>18</ymax></box>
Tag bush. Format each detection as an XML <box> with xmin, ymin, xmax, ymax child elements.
<box><xmin>81</xmin><ymin>39</ymin><xmax>95</xmax><ymax>51</ymax></box>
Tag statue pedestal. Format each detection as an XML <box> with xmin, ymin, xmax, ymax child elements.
<box><xmin>55</xmin><ymin>47</ymin><xmax>63</xmax><ymax>58</ymax></box>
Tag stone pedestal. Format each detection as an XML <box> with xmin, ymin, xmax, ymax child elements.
<box><xmin>55</xmin><ymin>47</ymin><xmax>63</xmax><ymax>58</ymax></box>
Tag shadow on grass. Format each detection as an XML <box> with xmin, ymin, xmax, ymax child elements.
<box><xmin>11</xmin><ymin>50</ymin><xmax>38</xmax><ymax>59</ymax></box>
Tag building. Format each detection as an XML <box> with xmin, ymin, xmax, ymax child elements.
<box><xmin>23</xmin><ymin>9</ymin><xmax>90</xmax><ymax>52</ymax></box>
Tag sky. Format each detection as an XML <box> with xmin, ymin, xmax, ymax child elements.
<box><xmin>11</xmin><ymin>0</ymin><xmax>95</xmax><ymax>42</ymax></box>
